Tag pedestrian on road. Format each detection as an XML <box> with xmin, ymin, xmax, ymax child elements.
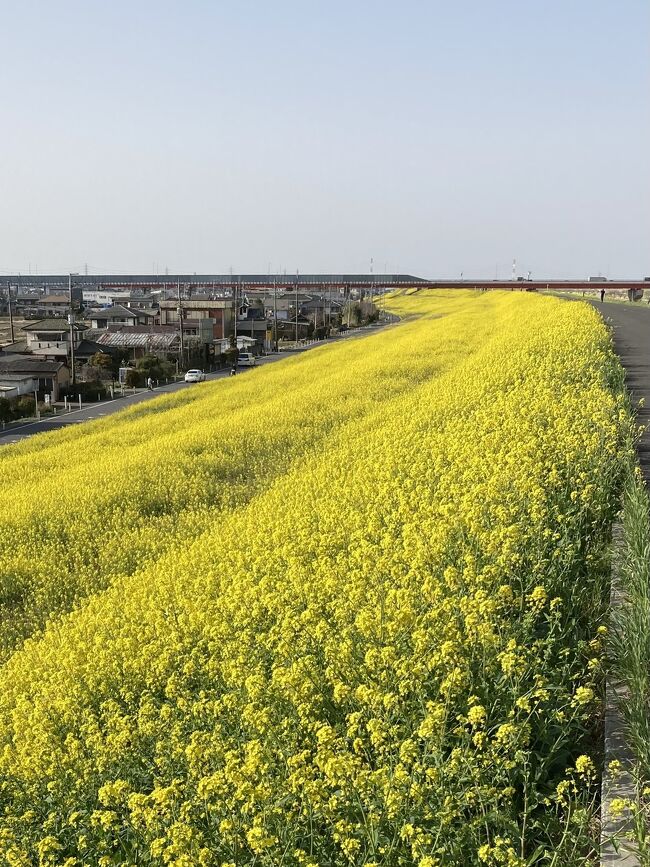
<box><xmin>147</xmin><ymin>377</ymin><xmax>154</xmax><ymax>391</ymax></box>
<box><xmin>600</xmin><ymin>288</ymin><xmax>605</xmax><ymax>303</ymax></box>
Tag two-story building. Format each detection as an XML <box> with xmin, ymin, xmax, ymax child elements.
<box><xmin>21</xmin><ymin>319</ymin><xmax>86</xmax><ymax>360</ymax></box>
<box><xmin>39</xmin><ymin>294</ymin><xmax>72</xmax><ymax>316</ymax></box>
<box><xmin>86</xmin><ymin>304</ymin><xmax>158</xmax><ymax>330</ymax></box>
<box><xmin>299</xmin><ymin>297</ymin><xmax>343</xmax><ymax>327</ymax></box>
<box><xmin>159</xmin><ymin>299</ymin><xmax>235</xmax><ymax>340</ymax></box>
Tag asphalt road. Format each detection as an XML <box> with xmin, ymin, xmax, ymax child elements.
<box><xmin>0</xmin><ymin>326</ymin><xmax>386</xmax><ymax>447</ymax></box>
<box><xmin>0</xmin><ymin>368</ymin><xmax>234</xmax><ymax>446</ymax></box>
<box><xmin>591</xmin><ymin>301</ymin><xmax>650</xmax><ymax>481</ymax></box>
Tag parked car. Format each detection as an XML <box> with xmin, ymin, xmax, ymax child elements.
<box><xmin>184</xmin><ymin>369</ymin><xmax>206</xmax><ymax>383</ymax></box>
<box><xmin>238</xmin><ymin>353</ymin><xmax>256</xmax><ymax>367</ymax></box>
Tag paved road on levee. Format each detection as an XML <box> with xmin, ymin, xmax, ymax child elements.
<box><xmin>592</xmin><ymin>301</ymin><xmax>650</xmax><ymax>481</ymax></box>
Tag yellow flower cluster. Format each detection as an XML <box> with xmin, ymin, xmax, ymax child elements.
<box><xmin>0</xmin><ymin>291</ymin><xmax>628</xmax><ymax>864</ymax></box>
<box><xmin>0</xmin><ymin>290</ymin><xmax>473</xmax><ymax>659</ymax></box>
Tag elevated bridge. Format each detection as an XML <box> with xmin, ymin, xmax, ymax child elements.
<box><xmin>0</xmin><ymin>274</ymin><xmax>647</xmax><ymax>294</ymax></box>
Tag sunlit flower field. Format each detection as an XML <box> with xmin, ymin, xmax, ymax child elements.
<box><xmin>0</xmin><ymin>291</ymin><xmax>629</xmax><ymax>865</ymax></box>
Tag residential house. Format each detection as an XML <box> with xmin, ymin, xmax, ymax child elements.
<box><xmin>235</xmin><ymin>298</ymin><xmax>269</xmax><ymax>350</ymax></box>
<box><xmin>87</xmin><ymin>304</ymin><xmax>159</xmax><ymax>329</ymax></box>
<box><xmin>299</xmin><ymin>297</ymin><xmax>343</xmax><ymax>328</ymax></box>
<box><xmin>129</xmin><ymin>307</ymin><xmax>159</xmax><ymax>325</ymax></box>
<box><xmin>85</xmin><ymin>326</ymin><xmax>180</xmax><ymax>361</ymax></box>
<box><xmin>275</xmin><ymin>316</ymin><xmax>312</xmax><ymax>341</ymax></box>
<box><xmin>263</xmin><ymin>293</ymin><xmax>313</xmax><ymax>320</ymax></box>
<box><xmin>159</xmin><ymin>298</ymin><xmax>235</xmax><ymax>340</ymax></box>
<box><xmin>87</xmin><ymin>305</ymin><xmax>139</xmax><ymax>329</ymax></box>
<box><xmin>74</xmin><ymin>340</ymin><xmax>122</xmax><ymax>366</ymax></box>
<box><xmin>0</xmin><ymin>356</ymin><xmax>70</xmax><ymax>400</ymax></box>
<box><xmin>39</xmin><ymin>294</ymin><xmax>71</xmax><ymax>315</ymax></box>
<box><xmin>21</xmin><ymin>319</ymin><xmax>86</xmax><ymax>360</ymax></box>
<box><xmin>0</xmin><ymin>373</ymin><xmax>38</xmax><ymax>400</ymax></box>
<box><xmin>7</xmin><ymin>293</ymin><xmax>44</xmax><ymax>317</ymax></box>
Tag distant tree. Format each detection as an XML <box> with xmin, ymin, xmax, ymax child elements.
<box><xmin>0</xmin><ymin>398</ymin><xmax>12</xmax><ymax>424</ymax></box>
<box><xmin>224</xmin><ymin>347</ymin><xmax>239</xmax><ymax>368</ymax></box>
<box><xmin>89</xmin><ymin>351</ymin><xmax>118</xmax><ymax>377</ymax></box>
<box><xmin>136</xmin><ymin>354</ymin><xmax>175</xmax><ymax>381</ymax></box>
<box><xmin>124</xmin><ymin>368</ymin><xmax>142</xmax><ymax>388</ymax></box>
<box><xmin>13</xmin><ymin>396</ymin><xmax>36</xmax><ymax>419</ymax></box>
<box><xmin>342</xmin><ymin>302</ymin><xmax>363</xmax><ymax>327</ymax></box>
<box><xmin>75</xmin><ymin>380</ymin><xmax>107</xmax><ymax>399</ymax></box>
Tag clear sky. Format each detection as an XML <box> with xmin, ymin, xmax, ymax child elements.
<box><xmin>0</xmin><ymin>0</ymin><xmax>648</xmax><ymax>279</ymax></box>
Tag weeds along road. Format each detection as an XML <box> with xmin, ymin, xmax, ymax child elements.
<box><xmin>0</xmin><ymin>325</ymin><xmax>387</xmax><ymax>447</ymax></box>
<box><xmin>591</xmin><ymin>300</ymin><xmax>650</xmax><ymax>482</ymax></box>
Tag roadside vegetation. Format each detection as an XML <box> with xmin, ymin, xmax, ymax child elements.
<box><xmin>0</xmin><ymin>291</ymin><xmax>633</xmax><ymax>864</ymax></box>
<box><xmin>609</xmin><ymin>441</ymin><xmax>650</xmax><ymax>863</ymax></box>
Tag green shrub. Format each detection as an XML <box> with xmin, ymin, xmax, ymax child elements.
<box><xmin>0</xmin><ymin>398</ymin><xmax>13</xmax><ymax>424</ymax></box>
<box><xmin>13</xmin><ymin>397</ymin><xmax>36</xmax><ymax>419</ymax></box>
<box><xmin>124</xmin><ymin>369</ymin><xmax>142</xmax><ymax>388</ymax></box>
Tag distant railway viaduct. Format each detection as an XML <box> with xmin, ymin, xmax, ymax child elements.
<box><xmin>0</xmin><ymin>274</ymin><xmax>647</xmax><ymax>294</ymax></box>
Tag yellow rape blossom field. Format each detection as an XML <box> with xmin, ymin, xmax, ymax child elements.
<box><xmin>0</xmin><ymin>291</ymin><xmax>631</xmax><ymax>865</ymax></box>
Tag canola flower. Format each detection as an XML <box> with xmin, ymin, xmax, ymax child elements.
<box><xmin>0</xmin><ymin>290</ymin><xmax>477</xmax><ymax>659</ymax></box>
<box><xmin>0</xmin><ymin>291</ymin><xmax>631</xmax><ymax>864</ymax></box>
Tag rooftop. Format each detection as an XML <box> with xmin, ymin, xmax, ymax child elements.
<box><xmin>76</xmin><ymin>339</ymin><xmax>121</xmax><ymax>357</ymax></box>
<box><xmin>0</xmin><ymin>372</ymin><xmax>38</xmax><ymax>382</ymax></box>
<box><xmin>21</xmin><ymin>318</ymin><xmax>85</xmax><ymax>332</ymax></box>
<box><xmin>88</xmin><ymin>330</ymin><xmax>179</xmax><ymax>350</ymax></box>
<box><xmin>40</xmin><ymin>294</ymin><xmax>70</xmax><ymax>304</ymax></box>
<box><xmin>0</xmin><ymin>340</ymin><xmax>28</xmax><ymax>354</ymax></box>
<box><xmin>0</xmin><ymin>356</ymin><xmax>67</xmax><ymax>374</ymax></box>
<box><xmin>89</xmin><ymin>304</ymin><xmax>138</xmax><ymax>320</ymax></box>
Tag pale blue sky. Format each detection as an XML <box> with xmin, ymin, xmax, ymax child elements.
<box><xmin>0</xmin><ymin>0</ymin><xmax>647</xmax><ymax>278</ymax></box>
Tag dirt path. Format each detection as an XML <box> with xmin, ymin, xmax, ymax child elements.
<box><xmin>591</xmin><ymin>301</ymin><xmax>650</xmax><ymax>482</ymax></box>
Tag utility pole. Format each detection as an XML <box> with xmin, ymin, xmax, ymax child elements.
<box><xmin>273</xmin><ymin>277</ymin><xmax>278</xmax><ymax>351</ymax></box>
<box><xmin>7</xmin><ymin>282</ymin><xmax>15</xmax><ymax>343</ymax></box>
<box><xmin>234</xmin><ymin>276</ymin><xmax>241</xmax><ymax>346</ymax></box>
<box><xmin>68</xmin><ymin>273</ymin><xmax>77</xmax><ymax>386</ymax></box>
<box><xmin>328</xmin><ymin>281</ymin><xmax>332</xmax><ymax>334</ymax></box>
<box><xmin>295</xmin><ymin>270</ymin><xmax>299</xmax><ymax>343</ymax></box>
<box><xmin>262</xmin><ymin>281</ymin><xmax>267</xmax><ymax>347</ymax></box>
<box><xmin>177</xmin><ymin>280</ymin><xmax>185</xmax><ymax>368</ymax></box>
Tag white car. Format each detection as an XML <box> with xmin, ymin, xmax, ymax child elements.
<box><xmin>238</xmin><ymin>353</ymin><xmax>256</xmax><ymax>367</ymax></box>
<box><xmin>184</xmin><ymin>369</ymin><xmax>206</xmax><ymax>383</ymax></box>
